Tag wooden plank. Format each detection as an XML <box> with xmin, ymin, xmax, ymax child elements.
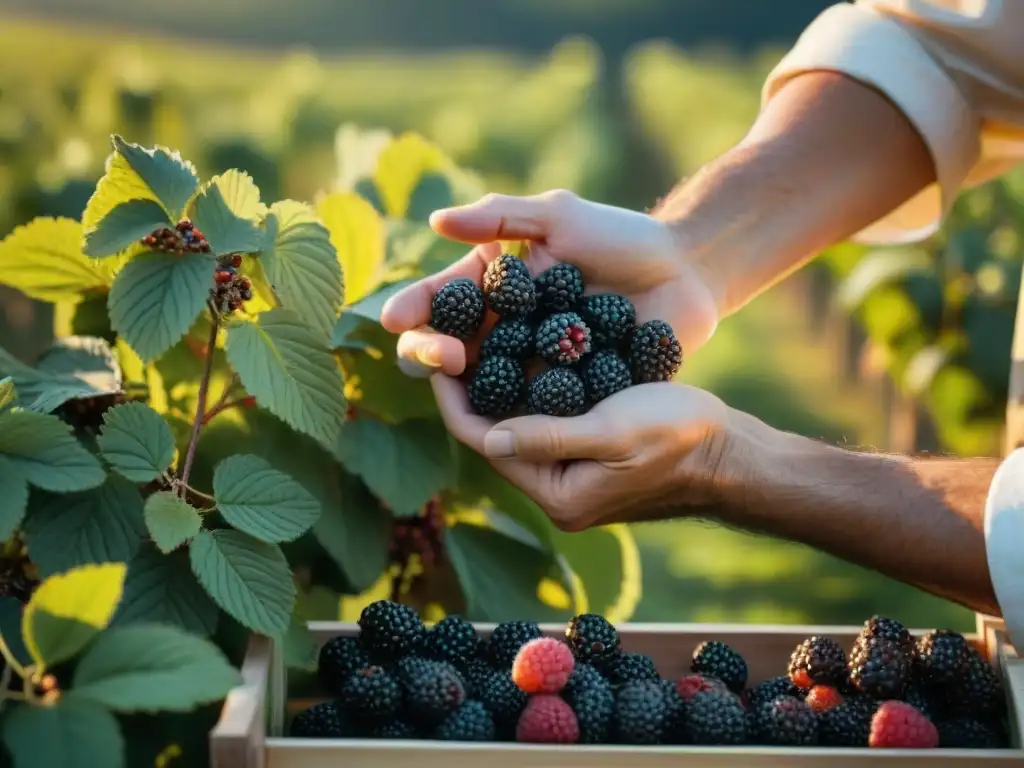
<box><xmin>210</xmin><ymin>633</ymin><xmax>273</xmax><ymax>768</ymax></box>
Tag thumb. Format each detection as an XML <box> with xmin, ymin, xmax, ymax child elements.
<box><xmin>429</xmin><ymin>190</ymin><xmax>578</xmax><ymax>244</ymax></box>
<box><xmin>482</xmin><ymin>411</ymin><xmax>624</xmax><ymax>462</ymax></box>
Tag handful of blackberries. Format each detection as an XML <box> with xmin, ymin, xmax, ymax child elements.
<box><xmin>428</xmin><ymin>253</ymin><xmax>683</xmax><ymax>418</ymax></box>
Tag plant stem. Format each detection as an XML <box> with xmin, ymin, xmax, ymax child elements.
<box><xmin>179</xmin><ymin>311</ymin><xmax>220</xmax><ymax>498</ymax></box>
<box><xmin>0</xmin><ymin>634</ymin><xmax>26</xmax><ymax>681</ymax></box>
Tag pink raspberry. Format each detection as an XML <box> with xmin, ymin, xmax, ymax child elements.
<box><xmin>511</xmin><ymin>637</ymin><xmax>574</xmax><ymax>694</ymax></box>
<box><xmin>515</xmin><ymin>694</ymin><xmax>580</xmax><ymax>743</ymax></box>
<box><xmin>869</xmin><ymin>701</ymin><xmax>939</xmax><ymax>748</ymax></box>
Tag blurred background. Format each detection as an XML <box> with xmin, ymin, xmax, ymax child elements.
<box><xmin>1</xmin><ymin>0</ymin><xmax>1018</xmax><ymax>632</ymax></box>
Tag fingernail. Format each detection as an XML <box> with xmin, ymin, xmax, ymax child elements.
<box><xmin>484</xmin><ymin>430</ymin><xmax>516</xmax><ymax>459</ymax></box>
<box><xmin>428</xmin><ymin>209</ymin><xmax>452</xmax><ymax>227</ymax></box>
<box><xmin>416</xmin><ymin>343</ymin><xmax>442</xmax><ymax>367</ymax></box>
<box><xmin>397</xmin><ymin>357</ymin><xmax>437</xmax><ymax>379</ymax></box>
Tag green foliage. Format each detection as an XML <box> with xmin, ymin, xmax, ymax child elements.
<box><xmin>97</xmin><ymin>402</ymin><xmax>176</xmax><ymax>482</ymax></box>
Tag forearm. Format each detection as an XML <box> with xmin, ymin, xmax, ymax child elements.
<box><xmin>652</xmin><ymin>71</ymin><xmax>936</xmax><ymax>317</ymax></box>
<box><xmin>719</xmin><ymin>409</ymin><xmax>1000</xmax><ymax>615</ymax></box>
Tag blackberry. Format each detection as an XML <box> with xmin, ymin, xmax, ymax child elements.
<box><xmin>746</xmin><ymin>675</ymin><xmax>800</xmax><ymax>711</ymax></box>
<box><xmin>901</xmin><ymin>682</ymin><xmax>945</xmax><ymax>723</ymax></box>
<box><xmin>339</xmin><ymin>666</ymin><xmax>402</xmax><ymax>722</ymax></box>
<box><xmin>691</xmin><ymin>641</ymin><xmax>748</xmax><ymax>692</ymax></box>
<box><xmin>848</xmin><ymin>635</ymin><xmax>911</xmax><ymax>699</ymax></box>
<box><xmin>862</xmin><ymin>615</ymin><xmax>913</xmax><ymax>649</ymax></box>
<box><xmin>290</xmin><ymin>701</ymin><xmax>350</xmax><ymax>738</ymax></box>
<box><xmin>913</xmin><ymin>629</ymin><xmax>970</xmax><ymax>688</ymax></box>
<box><xmin>372</xmin><ymin>719</ymin><xmax>418</xmax><ymax>739</ymax></box>
<box><xmin>938</xmin><ymin>718</ymin><xmax>1007</xmax><ymax>749</ymax></box>
<box><xmin>467</xmin><ymin>356</ymin><xmax>524</xmax><ymax>417</ymax></box>
<box><xmin>756</xmin><ymin>695</ymin><xmax>818</xmax><ymax>746</ymax></box>
<box><xmin>430</xmin><ymin>278</ymin><xmax>486</xmax><ymax>340</ymax></box>
<box><xmin>480</xmin><ymin>319</ymin><xmax>533</xmax><ymax>360</ymax></box>
<box><xmin>534</xmin><ymin>263</ymin><xmax>584</xmax><ymax>313</ymax></box>
<box><xmin>535</xmin><ymin>312</ymin><xmax>592</xmax><ymax>366</ymax></box>
<box><xmin>565</xmin><ymin>613</ymin><xmax>620</xmax><ymax>663</ymax></box>
<box><xmin>819</xmin><ymin>696</ymin><xmax>877</xmax><ymax>747</ymax></box>
<box><xmin>357</xmin><ymin>600</ymin><xmax>426</xmax><ymax>663</ymax></box>
<box><xmin>659</xmin><ymin>677</ymin><xmax>688</xmax><ymax>745</ymax></box>
<box><xmin>580</xmin><ymin>293</ymin><xmax>636</xmax><ymax>349</ymax></box>
<box><xmin>685</xmin><ymin>690</ymin><xmax>748</xmax><ymax>745</ymax></box>
<box><xmin>562</xmin><ymin>664</ymin><xmax>614</xmax><ymax>744</ymax></box>
<box><xmin>948</xmin><ymin>646</ymin><xmax>1005</xmax><ymax>719</ymax></box>
<box><xmin>581</xmin><ymin>350</ymin><xmax>631</xmax><ymax>405</ymax></box>
<box><xmin>434</xmin><ymin>700</ymin><xmax>496</xmax><ymax>742</ymax></box>
<box><xmin>614</xmin><ymin>680</ymin><xmax>672</xmax><ymax>745</ymax></box>
<box><xmin>402</xmin><ymin>659</ymin><xmax>466</xmax><ymax>724</ymax></box>
<box><xmin>788</xmin><ymin>637</ymin><xmax>847</xmax><ymax>689</ymax></box>
<box><xmin>488</xmin><ymin>620</ymin><xmax>542</xmax><ymax>668</ymax></box>
<box><xmin>318</xmin><ymin>636</ymin><xmax>371</xmax><ymax>696</ymax></box>
<box><xmin>598</xmin><ymin>651</ymin><xmax>660</xmax><ymax>686</ymax></box>
<box><xmin>629</xmin><ymin>320</ymin><xmax>683</xmax><ymax>383</ymax></box>
<box><xmin>482</xmin><ymin>254</ymin><xmax>536</xmax><ymax>318</ymax></box>
<box><xmin>462</xmin><ymin>658</ymin><xmax>495</xmax><ymax>698</ymax></box>
<box><xmin>424</xmin><ymin>615</ymin><xmax>479</xmax><ymax>666</ymax></box>
<box><xmin>526</xmin><ymin>368</ymin><xmax>586</xmax><ymax>417</ymax></box>
<box><xmin>477</xmin><ymin>670</ymin><xmax>528</xmax><ymax>729</ymax></box>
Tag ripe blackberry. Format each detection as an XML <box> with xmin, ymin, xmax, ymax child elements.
<box><xmin>535</xmin><ymin>312</ymin><xmax>592</xmax><ymax>366</ymax></box>
<box><xmin>482</xmin><ymin>254</ymin><xmax>536</xmax><ymax>318</ymax></box>
<box><xmin>480</xmin><ymin>319</ymin><xmax>533</xmax><ymax>360</ymax></box>
<box><xmin>318</xmin><ymin>636</ymin><xmax>372</xmax><ymax>696</ymax></box>
<box><xmin>403</xmin><ymin>659</ymin><xmax>466</xmax><ymax>724</ymax></box>
<box><xmin>357</xmin><ymin>600</ymin><xmax>426</xmax><ymax>662</ymax></box>
<box><xmin>677</xmin><ymin>674</ymin><xmax>730</xmax><ymax>702</ymax></box>
<box><xmin>913</xmin><ymin>629</ymin><xmax>970</xmax><ymax>688</ymax></box>
<box><xmin>462</xmin><ymin>658</ymin><xmax>495</xmax><ymax>698</ymax></box>
<box><xmin>691</xmin><ymin>641</ymin><xmax>748</xmax><ymax>692</ymax></box>
<box><xmin>434</xmin><ymin>700</ymin><xmax>496</xmax><ymax>741</ymax></box>
<box><xmin>372</xmin><ymin>719</ymin><xmax>418</xmax><ymax>739</ymax></box>
<box><xmin>598</xmin><ymin>651</ymin><xmax>660</xmax><ymax>687</ymax></box>
<box><xmin>467</xmin><ymin>356</ymin><xmax>524</xmax><ymax>417</ymax></box>
<box><xmin>565</xmin><ymin>613</ymin><xmax>620</xmax><ymax>663</ymax></box>
<box><xmin>392</xmin><ymin>655</ymin><xmax>433</xmax><ymax>683</ymax></box>
<box><xmin>580</xmin><ymin>293</ymin><xmax>636</xmax><ymax>349</ymax></box>
<box><xmin>938</xmin><ymin>717</ymin><xmax>1006</xmax><ymax>749</ymax></box>
<box><xmin>848</xmin><ymin>635</ymin><xmax>911</xmax><ymax>699</ymax></box>
<box><xmin>581</xmin><ymin>350</ymin><xmax>631</xmax><ymax>405</ymax></box>
<box><xmin>290</xmin><ymin>701</ymin><xmax>350</xmax><ymax>738</ymax></box>
<box><xmin>488</xmin><ymin>620</ymin><xmax>542</xmax><ymax>668</ymax></box>
<box><xmin>477</xmin><ymin>670</ymin><xmax>528</xmax><ymax>730</ymax></box>
<box><xmin>339</xmin><ymin>666</ymin><xmax>402</xmax><ymax>722</ymax></box>
<box><xmin>534</xmin><ymin>263</ymin><xmax>584</xmax><ymax>313</ymax></box>
<box><xmin>430</xmin><ymin>278</ymin><xmax>486</xmax><ymax>340</ymax></box>
<box><xmin>526</xmin><ymin>368</ymin><xmax>586</xmax><ymax>417</ymax></box>
<box><xmin>788</xmin><ymin>636</ymin><xmax>847</xmax><ymax>689</ymax></box>
<box><xmin>424</xmin><ymin>615</ymin><xmax>479</xmax><ymax>666</ymax></box>
<box><xmin>658</xmin><ymin>678</ymin><xmax>688</xmax><ymax>745</ymax></box>
<box><xmin>614</xmin><ymin>680</ymin><xmax>673</xmax><ymax>745</ymax></box>
<box><xmin>562</xmin><ymin>664</ymin><xmax>614</xmax><ymax>744</ymax></box>
<box><xmin>862</xmin><ymin>615</ymin><xmax>913</xmax><ymax>649</ymax></box>
<box><xmin>901</xmin><ymin>683</ymin><xmax>944</xmax><ymax>723</ymax></box>
<box><xmin>818</xmin><ymin>696</ymin><xmax>877</xmax><ymax>747</ymax></box>
<box><xmin>629</xmin><ymin>320</ymin><xmax>683</xmax><ymax>383</ymax></box>
<box><xmin>746</xmin><ymin>675</ymin><xmax>800</xmax><ymax>711</ymax></box>
<box><xmin>685</xmin><ymin>690</ymin><xmax>748</xmax><ymax>745</ymax></box>
<box><xmin>948</xmin><ymin>646</ymin><xmax>1005</xmax><ymax>719</ymax></box>
<box><xmin>756</xmin><ymin>695</ymin><xmax>818</xmax><ymax>746</ymax></box>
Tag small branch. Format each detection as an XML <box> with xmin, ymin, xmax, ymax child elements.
<box><xmin>179</xmin><ymin>312</ymin><xmax>220</xmax><ymax>498</ymax></box>
<box><xmin>0</xmin><ymin>634</ymin><xmax>26</xmax><ymax>681</ymax></box>
<box><xmin>202</xmin><ymin>373</ymin><xmax>240</xmax><ymax>426</ymax></box>
<box><xmin>184</xmin><ymin>485</ymin><xmax>215</xmax><ymax>504</ymax></box>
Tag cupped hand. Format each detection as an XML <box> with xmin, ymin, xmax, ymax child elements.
<box><xmin>379</xmin><ymin>189</ymin><xmax>721</xmax><ymax>376</ymax></box>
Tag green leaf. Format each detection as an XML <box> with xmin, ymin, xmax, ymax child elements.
<box><xmin>343</xmin><ymin>279</ymin><xmax>416</xmax><ymax>324</ymax></box>
<box><xmin>283</xmin><ymin>609</ymin><xmax>318</xmax><ymax>671</ymax></box>
<box><xmin>97</xmin><ymin>402</ymin><xmax>175</xmax><ymax>482</ymax></box>
<box><xmin>225</xmin><ymin>309</ymin><xmax>346</xmax><ymax>449</ymax></box>
<box><xmin>202</xmin><ymin>169</ymin><xmax>266</xmax><ymax>222</ymax></box>
<box><xmin>24</xmin><ymin>475</ymin><xmax>146</xmax><ymax>578</ymax></box>
<box><xmin>838</xmin><ymin>247</ymin><xmax>933</xmax><ymax>310</ymax></box>
<box><xmin>0</xmin><ymin>217</ymin><xmax>112</xmax><ymax>302</ymax></box>
<box><xmin>0</xmin><ymin>456</ymin><xmax>28</xmax><ymax>541</ymax></box>
<box><xmin>83</xmin><ymin>199</ymin><xmax>172</xmax><ymax>258</ymax></box>
<box><xmin>107</xmin><ymin>250</ymin><xmax>215</xmax><ymax>362</ymax></box>
<box><xmin>113</xmin><ymin>545</ymin><xmax>218</xmax><ymax>637</ymax></box>
<box><xmin>111</xmin><ymin>135</ymin><xmax>199</xmax><ymax>218</ymax></box>
<box><xmin>190</xmin><ymin>174</ymin><xmax>265</xmax><ymax>256</ymax></box>
<box><xmin>189</xmin><ymin>529</ymin><xmax>294</xmax><ymax>638</ymax></box>
<box><xmin>0</xmin><ymin>377</ymin><xmax>14</xmax><ymax>412</ymax></box>
<box><xmin>333</xmin><ymin>418</ymin><xmax>454</xmax><ymax>516</ymax></box>
<box><xmin>0</xmin><ymin>409</ymin><xmax>105</xmax><ymax>492</ymax></box>
<box><xmin>373</xmin><ymin>133</ymin><xmax>446</xmax><ymax>219</ymax></box>
<box><xmin>316</xmin><ymin>191</ymin><xmax>385</xmax><ymax>305</ymax></box>
<box><xmin>550</xmin><ymin>525</ymin><xmax>640</xmax><ymax>621</ymax></box>
<box><xmin>23</xmin><ymin>562</ymin><xmax>127</xmax><ymax>670</ymax></box>
<box><xmin>406</xmin><ymin>172</ymin><xmax>455</xmax><ymax>222</ymax></box>
<box><xmin>0</xmin><ymin>337</ymin><xmax>123</xmax><ymax>414</ymax></box>
<box><xmin>3</xmin><ymin>696</ymin><xmax>125</xmax><ymax>768</ymax></box>
<box><xmin>314</xmin><ymin>474</ymin><xmax>391</xmax><ymax>593</ymax></box>
<box><xmin>72</xmin><ymin>623</ymin><xmax>241</xmax><ymax>712</ymax></box>
<box><xmin>213</xmin><ymin>454</ymin><xmax>320</xmax><ymax>543</ymax></box>
<box><xmin>144</xmin><ymin>492</ymin><xmax>202</xmax><ymax>554</ymax></box>
<box><xmin>260</xmin><ymin>200</ymin><xmax>343</xmax><ymax>339</ymax></box>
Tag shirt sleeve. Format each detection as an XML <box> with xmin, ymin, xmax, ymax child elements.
<box><xmin>985</xmin><ymin>448</ymin><xmax>1024</xmax><ymax>650</ymax></box>
<box><xmin>761</xmin><ymin>2</ymin><xmax>982</xmax><ymax>245</ymax></box>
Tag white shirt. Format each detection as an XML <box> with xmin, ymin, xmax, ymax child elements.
<box><xmin>763</xmin><ymin>0</ymin><xmax>1024</xmax><ymax>644</ymax></box>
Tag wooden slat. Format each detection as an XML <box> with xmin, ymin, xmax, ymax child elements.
<box><xmin>210</xmin><ymin>634</ymin><xmax>273</xmax><ymax>768</ymax></box>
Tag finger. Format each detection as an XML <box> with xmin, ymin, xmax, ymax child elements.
<box><xmin>396</xmin><ymin>329</ymin><xmax>467</xmax><ymax>376</ymax></box>
<box><xmin>429</xmin><ymin>190</ymin><xmax>577</xmax><ymax>244</ymax></box>
<box><xmin>482</xmin><ymin>411</ymin><xmax>627</xmax><ymax>462</ymax></box>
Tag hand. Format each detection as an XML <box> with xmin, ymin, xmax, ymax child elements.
<box><xmin>380</xmin><ymin>189</ymin><xmax>721</xmax><ymax>376</ymax></box>
<box><xmin>430</xmin><ymin>375</ymin><xmax>733</xmax><ymax>531</ymax></box>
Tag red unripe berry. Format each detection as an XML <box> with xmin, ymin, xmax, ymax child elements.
<box><xmin>241</xmin><ymin>396</ymin><xmax>257</xmax><ymax>408</ymax></box>
<box><xmin>805</xmin><ymin>685</ymin><xmax>844</xmax><ymax>713</ymax></box>
<box><xmin>231</xmin><ymin>254</ymin><xmax>243</xmax><ymax>268</ymax></box>
<box><xmin>516</xmin><ymin>695</ymin><xmax>579</xmax><ymax>743</ymax></box>
<box><xmin>558</xmin><ymin>339</ymin><xmax>574</xmax><ymax>352</ymax></box>
<box><xmin>215</xmin><ymin>271</ymin><xmax>232</xmax><ymax>284</ymax></box>
<box><xmin>568</xmin><ymin>326</ymin><xmax>586</xmax><ymax>343</ymax></box>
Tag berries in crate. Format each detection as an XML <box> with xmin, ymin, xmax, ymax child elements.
<box><xmin>211</xmin><ymin>602</ymin><xmax>1024</xmax><ymax>767</ymax></box>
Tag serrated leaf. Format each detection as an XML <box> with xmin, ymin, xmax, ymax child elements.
<box><xmin>374</xmin><ymin>133</ymin><xmax>446</xmax><ymax>218</ymax></box>
<box><xmin>259</xmin><ymin>200</ymin><xmax>343</xmax><ymax>339</ymax></box>
<box><xmin>108</xmin><ymin>250</ymin><xmax>215</xmax><ymax>362</ymax></box>
<box><xmin>225</xmin><ymin>309</ymin><xmax>346</xmax><ymax>449</ymax></box>
<box><xmin>207</xmin><ymin>169</ymin><xmax>266</xmax><ymax>221</ymax></box>
<box><xmin>212</xmin><ymin>454</ymin><xmax>320</xmax><ymax>543</ymax></box>
<box><xmin>35</xmin><ymin>336</ymin><xmax>123</xmax><ymax>396</ymax></box>
<box><xmin>239</xmin><ymin>253</ymin><xmax>277</xmax><ymax>313</ymax></box>
<box><xmin>0</xmin><ymin>456</ymin><xmax>28</xmax><ymax>540</ymax></box>
<box><xmin>72</xmin><ymin>623</ymin><xmax>241</xmax><ymax>712</ymax></box>
<box><xmin>190</xmin><ymin>174</ymin><xmax>265</xmax><ymax>256</ymax></box>
<box><xmin>0</xmin><ymin>409</ymin><xmax>105</xmax><ymax>492</ymax></box>
<box><xmin>112</xmin><ymin>135</ymin><xmax>199</xmax><ymax>218</ymax></box>
<box><xmin>83</xmin><ymin>199</ymin><xmax>172</xmax><ymax>259</ymax></box>
<box><xmin>113</xmin><ymin>545</ymin><xmax>218</xmax><ymax>637</ymax></box>
<box><xmin>144</xmin><ymin>492</ymin><xmax>202</xmax><ymax>554</ymax></box>
<box><xmin>24</xmin><ymin>475</ymin><xmax>146</xmax><ymax>578</ymax></box>
<box><xmin>332</xmin><ymin>418</ymin><xmax>454</xmax><ymax>516</ymax></box>
<box><xmin>316</xmin><ymin>192</ymin><xmax>385</xmax><ymax>305</ymax></box>
<box><xmin>189</xmin><ymin>529</ymin><xmax>294</xmax><ymax>638</ymax></box>
<box><xmin>0</xmin><ymin>217</ymin><xmax>111</xmax><ymax>302</ymax></box>
<box><xmin>22</xmin><ymin>562</ymin><xmax>127</xmax><ymax>669</ymax></box>
<box><xmin>314</xmin><ymin>474</ymin><xmax>391</xmax><ymax>593</ymax></box>
<box><xmin>550</xmin><ymin>524</ymin><xmax>640</xmax><ymax>623</ymax></box>
<box><xmin>97</xmin><ymin>402</ymin><xmax>175</xmax><ymax>482</ymax></box>
<box><xmin>3</xmin><ymin>696</ymin><xmax>125</xmax><ymax>768</ymax></box>
<box><xmin>0</xmin><ymin>377</ymin><xmax>14</xmax><ymax>412</ymax></box>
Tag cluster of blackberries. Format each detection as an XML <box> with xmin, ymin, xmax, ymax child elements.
<box><xmin>428</xmin><ymin>253</ymin><xmax>683</xmax><ymax>418</ymax></box>
<box><xmin>387</xmin><ymin>498</ymin><xmax>446</xmax><ymax>601</ymax></box>
<box><xmin>54</xmin><ymin>391</ymin><xmax>126</xmax><ymax>435</ymax></box>
<box><xmin>0</xmin><ymin>551</ymin><xmax>38</xmax><ymax>606</ymax></box>
<box><xmin>211</xmin><ymin>253</ymin><xmax>253</xmax><ymax>314</ymax></box>
<box><xmin>141</xmin><ymin>218</ymin><xmax>211</xmax><ymax>255</ymax></box>
<box><xmin>290</xmin><ymin>607</ymin><xmax>1010</xmax><ymax>750</ymax></box>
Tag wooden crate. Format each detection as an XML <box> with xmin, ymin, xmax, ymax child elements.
<box><xmin>211</xmin><ymin>618</ymin><xmax>1024</xmax><ymax>767</ymax></box>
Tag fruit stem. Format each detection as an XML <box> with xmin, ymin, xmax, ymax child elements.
<box><xmin>178</xmin><ymin>311</ymin><xmax>220</xmax><ymax>498</ymax></box>
<box><xmin>201</xmin><ymin>374</ymin><xmax>240</xmax><ymax>426</ymax></box>
<box><xmin>0</xmin><ymin>632</ymin><xmax>26</xmax><ymax>681</ymax></box>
